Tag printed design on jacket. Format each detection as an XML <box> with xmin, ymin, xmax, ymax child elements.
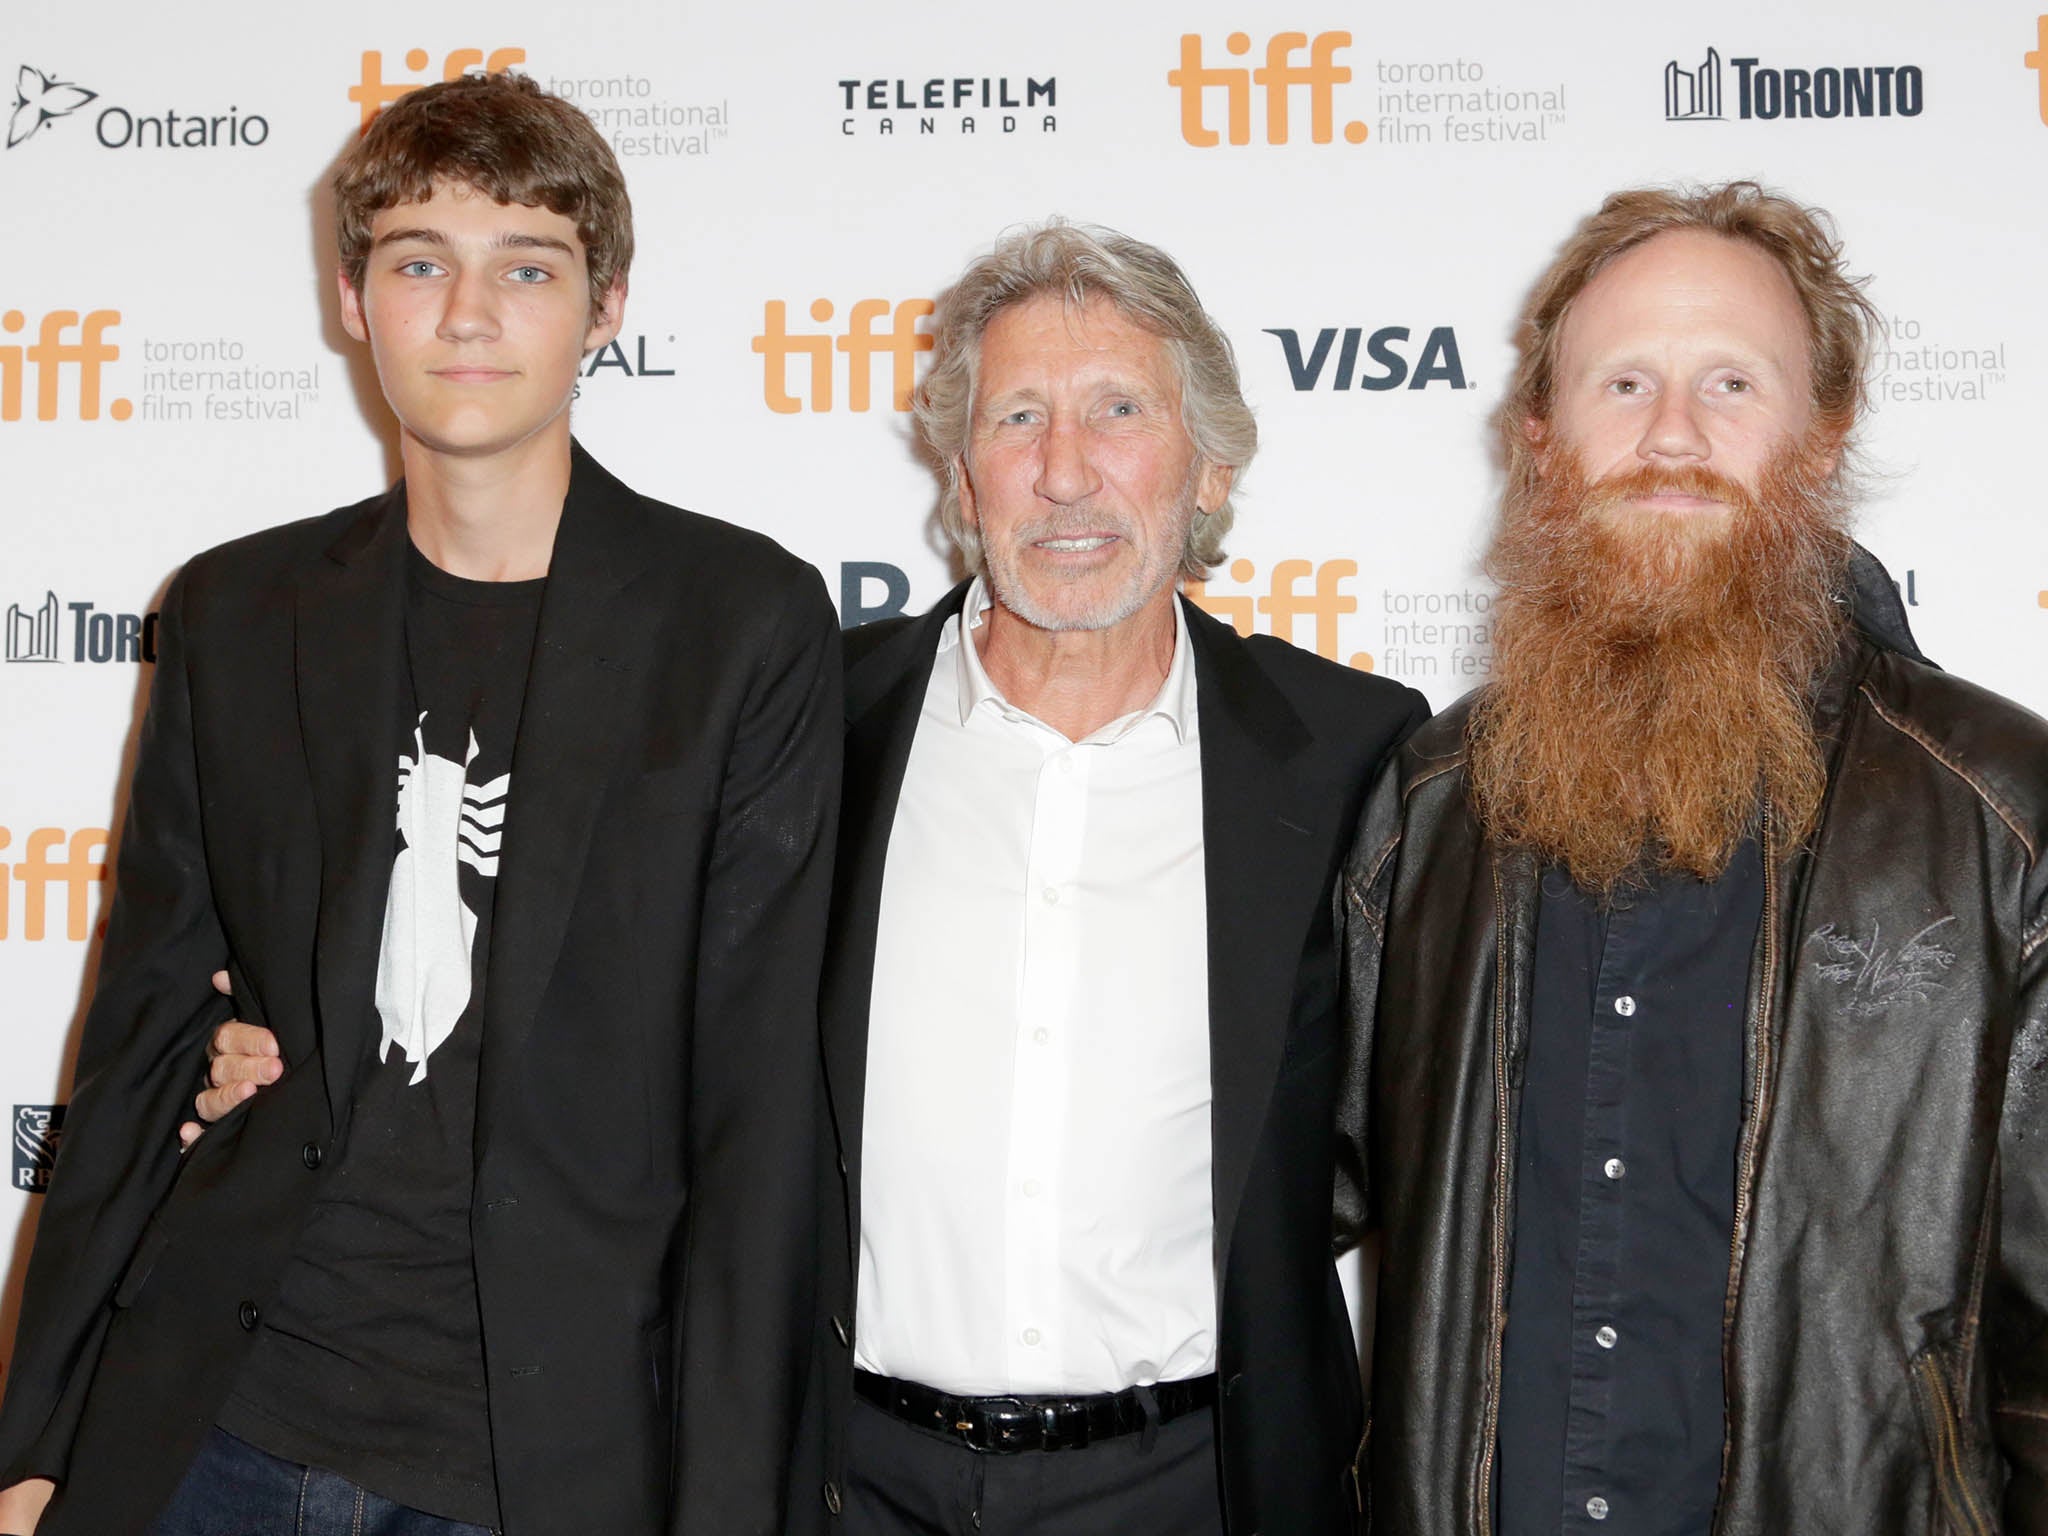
<box><xmin>1806</xmin><ymin>914</ymin><xmax>1957</xmax><ymax>1017</ymax></box>
<box><xmin>373</xmin><ymin>712</ymin><xmax>509</xmax><ymax>1083</ymax></box>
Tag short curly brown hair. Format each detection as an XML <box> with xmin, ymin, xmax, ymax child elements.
<box><xmin>334</xmin><ymin>71</ymin><xmax>632</xmax><ymax>324</ymax></box>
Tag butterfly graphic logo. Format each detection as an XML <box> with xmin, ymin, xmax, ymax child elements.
<box><xmin>9</xmin><ymin>65</ymin><xmax>98</xmax><ymax>150</ymax></box>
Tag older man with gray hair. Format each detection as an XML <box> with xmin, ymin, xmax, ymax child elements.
<box><xmin>800</xmin><ymin>221</ymin><xmax>1427</xmax><ymax>1535</ymax></box>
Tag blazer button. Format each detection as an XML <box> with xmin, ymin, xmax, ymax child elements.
<box><xmin>237</xmin><ymin>1300</ymin><xmax>261</xmax><ymax>1331</ymax></box>
<box><xmin>823</xmin><ymin>1481</ymin><xmax>843</xmax><ymax>1515</ymax></box>
<box><xmin>832</xmin><ymin>1315</ymin><xmax>851</xmax><ymax>1348</ymax></box>
<box><xmin>301</xmin><ymin>1141</ymin><xmax>324</xmax><ymax>1171</ymax></box>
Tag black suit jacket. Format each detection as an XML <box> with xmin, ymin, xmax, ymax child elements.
<box><xmin>0</xmin><ymin>445</ymin><xmax>841</xmax><ymax>1536</ymax></box>
<box><xmin>801</xmin><ymin>582</ymin><xmax>1428</xmax><ymax>1534</ymax></box>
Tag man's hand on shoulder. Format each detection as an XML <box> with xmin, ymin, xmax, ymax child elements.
<box><xmin>0</xmin><ymin>1476</ymin><xmax>55</xmax><ymax>1533</ymax></box>
<box><xmin>176</xmin><ymin>970</ymin><xmax>283</xmax><ymax>1149</ymax></box>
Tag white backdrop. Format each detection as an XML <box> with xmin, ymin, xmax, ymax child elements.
<box><xmin>4</xmin><ymin>0</ymin><xmax>2046</xmax><ymax>1370</ymax></box>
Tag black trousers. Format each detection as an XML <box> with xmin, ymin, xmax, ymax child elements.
<box><xmin>842</xmin><ymin>1398</ymin><xmax>1225</xmax><ymax>1536</ymax></box>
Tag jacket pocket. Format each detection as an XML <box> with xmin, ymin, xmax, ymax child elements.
<box><xmin>1909</xmin><ymin>1346</ymin><xmax>1993</xmax><ymax>1536</ymax></box>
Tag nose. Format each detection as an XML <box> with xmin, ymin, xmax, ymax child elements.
<box><xmin>436</xmin><ymin>268</ymin><xmax>500</xmax><ymax>344</ymax></box>
<box><xmin>1034</xmin><ymin>413</ymin><xmax>1101</xmax><ymax>505</ymax></box>
<box><xmin>1638</xmin><ymin>387</ymin><xmax>1709</xmax><ymax>463</ymax></box>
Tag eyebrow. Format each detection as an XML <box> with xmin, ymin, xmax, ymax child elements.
<box><xmin>371</xmin><ymin>228</ymin><xmax>577</xmax><ymax>258</ymax></box>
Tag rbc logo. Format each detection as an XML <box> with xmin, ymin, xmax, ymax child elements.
<box><xmin>0</xmin><ymin>827</ymin><xmax>110</xmax><ymax>942</ymax></box>
<box><xmin>1</xmin><ymin>310</ymin><xmax>127</xmax><ymax>421</ymax></box>
<box><xmin>350</xmin><ymin>48</ymin><xmax>527</xmax><ymax>127</ymax></box>
<box><xmin>1169</xmin><ymin>32</ymin><xmax>1367</xmax><ymax>146</ymax></box>
<box><xmin>12</xmin><ymin>1105</ymin><xmax>65</xmax><ymax>1194</ymax></box>
<box><xmin>752</xmin><ymin>299</ymin><xmax>935</xmax><ymax>414</ymax></box>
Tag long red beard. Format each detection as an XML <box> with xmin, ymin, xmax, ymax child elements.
<box><xmin>1467</xmin><ymin>441</ymin><xmax>1852</xmax><ymax>894</ymax></box>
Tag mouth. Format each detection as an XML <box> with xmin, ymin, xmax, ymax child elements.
<box><xmin>430</xmin><ymin>367</ymin><xmax>517</xmax><ymax>384</ymax></box>
<box><xmin>1034</xmin><ymin>535</ymin><xmax>1119</xmax><ymax>553</ymax></box>
<box><xmin>1622</xmin><ymin>491</ymin><xmax>1727</xmax><ymax>514</ymax></box>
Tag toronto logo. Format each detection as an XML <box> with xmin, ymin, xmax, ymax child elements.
<box><xmin>8</xmin><ymin>65</ymin><xmax>96</xmax><ymax>148</ymax></box>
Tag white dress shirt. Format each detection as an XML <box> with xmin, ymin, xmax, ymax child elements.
<box><xmin>855</xmin><ymin>581</ymin><xmax>1215</xmax><ymax>1396</ymax></box>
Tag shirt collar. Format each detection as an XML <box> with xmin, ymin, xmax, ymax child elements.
<box><xmin>938</xmin><ymin>577</ymin><xmax>1199</xmax><ymax>744</ymax></box>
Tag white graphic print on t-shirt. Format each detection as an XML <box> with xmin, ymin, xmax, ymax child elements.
<box><xmin>373</xmin><ymin>712</ymin><xmax>510</xmax><ymax>1085</ymax></box>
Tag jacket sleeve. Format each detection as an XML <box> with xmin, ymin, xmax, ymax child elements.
<box><xmin>1992</xmin><ymin>858</ymin><xmax>2048</xmax><ymax>1531</ymax></box>
<box><xmin>0</xmin><ymin>570</ymin><xmax>233</xmax><ymax>1485</ymax></box>
<box><xmin>1333</xmin><ymin>760</ymin><xmax>1409</xmax><ymax>1255</ymax></box>
<box><xmin>669</xmin><ymin>567</ymin><xmax>842</xmax><ymax>1536</ymax></box>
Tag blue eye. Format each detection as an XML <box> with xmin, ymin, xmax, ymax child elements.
<box><xmin>508</xmin><ymin>265</ymin><xmax>550</xmax><ymax>284</ymax></box>
<box><xmin>399</xmin><ymin>260</ymin><xmax>439</xmax><ymax>278</ymax></box>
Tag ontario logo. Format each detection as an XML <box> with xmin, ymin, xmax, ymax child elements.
<box><xmin>7</xmin><ymin>63</ymin><xmax>268</xmax><ymax>150</ymax></box>
<box><xmin>8</xmin><ymin>65</ymin><xmax>95</xmax><ymax>148</ymax></box>
<box><xmin>12</xmin><ymin>1106</ymin><xmax>64</xmax><ymax>1194</ymax></box>
<box><xmin>1662</xmin><ymin>46</ymin><xmax>1923</xmax><ymax>121</ymax></box>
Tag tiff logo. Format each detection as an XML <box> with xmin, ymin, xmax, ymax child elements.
<box><xmin>0</xmin><ymin>827</ymin><xmax>110</xmax><ymax>942</ymax></box>
<box><xmin>1</xmin><ymin>309</ymin><xmax>129</xmax><ymax>422</ymax></box>
<box><xmin>752</xmin><ymin>299</ymin><xmax>934</xmax><ymax>414</ymax></box>
<box><xmin>13</xmin><ymin>1105</ymin><xmax>64</xmax><ymax>1194</ymax></box>
<box><xmin>1169</xmin><ymin>32</ymin><xmax>1368</xmax><ymax>146</ymax></box>
<box><xmin>2028</xmin><ymin>16</ymin><xmax>2047</xmax><ymax>126</ymax></box>
<box><xmin>1185</xmin><ymin>559</ymin><xmax>1370</xmax><ymax>670</ymax></box>
<box><xmin>1666</xmin><ymin>47</ymin><xmax>1724</xmax><ymax>120</ymax></box>
<box><xmin>7</xmin><ymin>592</ymin><xmax>60</xmax><ymax>662</ymax></box>
<box><xmin>351</xmin><ymin>48</ymin><xmax>527</xmax><ymax>127</ymax></box>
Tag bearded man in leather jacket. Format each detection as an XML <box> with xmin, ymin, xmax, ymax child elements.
<box><xmin>1338</xmin><ymin>181</ymin><xmax>2048</xmax><ymax>1535</ymax></box>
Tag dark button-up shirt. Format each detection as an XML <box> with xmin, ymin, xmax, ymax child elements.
<box><xmin>1495</xmin><ymin>842</ymin><xmax>1764</xmax><ymax>1535</ymax></box>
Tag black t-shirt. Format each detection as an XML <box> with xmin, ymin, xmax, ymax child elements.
<box><xmin>221</xmin><ymin>544</ymin><xmax>543</xmax><ymax>1525</ymax></box>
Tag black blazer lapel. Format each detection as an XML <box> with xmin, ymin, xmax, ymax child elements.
<box><xmin>1184</xmin><ymin>600</ymin><xmax>1331</xmax><ymax>1276</ymax></box>
<box><xmin>296</xmin><ymin>485</ymin><xmax>410</xmax><ymax>1131</ymax></box>
<box><xmin>824</xmin><ymin>582</ymin><xmax>970</xmax><ymax>1239</ymax></box>
<box><xmin>476</xmin><ymin>443</ymin><xmax>667</xmax><ymax>1150</ymax></box>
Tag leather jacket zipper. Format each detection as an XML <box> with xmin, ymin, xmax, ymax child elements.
<box><xmin>1714</xmin><ymin>804</ymin><xmax>1778</xmax><ymax>1526</ymax></box>
<box><xmin>1476</xmin><ymin>860</ymin><xmax>1512</xmax><ymax>1534</ymax></box>
<box><xmin>1915</xmin><ymin>1354</ymin><xmax>1992</xmax><ymax>1536</ymax></box>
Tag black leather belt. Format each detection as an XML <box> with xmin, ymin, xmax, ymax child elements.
<box><xmin>854</xmin><ymin>1369</ymin><xmax>1218</xmax><ymax>1453</ymax></box>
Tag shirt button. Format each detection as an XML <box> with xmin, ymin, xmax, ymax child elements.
<box><xmin>1022</xmin><ymin>1179</ymin><xmax>1041</xmax><ymax>1198</ymax></box>
<box><xmin>1042</xmin><ymin>887</ymin><xmax>1059</xmax><ymax>905</ymax></box>
<box><xmin>1613</xmin><ymin>995</ymin><xmax>1637</xmax><ymax>1017</ymax></box>
<box><xmin>301</xmin><ymin>1141</ymin><xmax>324</xmax><ymax>1170</ymax></box>
<box><xmin>237</xmin><ymin>1300</ymin><xmax>261</xmax><ymax>1331</ymax></box>
<box><xmin>1604</xmin><ymin>1157</ymin><xmax>1625</xmax><ymax>1180</ymax></box>
<box><xmin>1596</xmin><ymin>1325</ymin><xmax>1618</xmax><ymax>1349</ymax></box>
<box><xmin>1057</xmin><ymin>757</ymin><xmax>1074</xmax><ymax>775</ymax></box>
<box><xmin>1023</xmin><ymin>1327</ymin><xmax>1041</xmax><ymax>1346</ymax></box>
<box><xmin>1587</xmin><ymin>1496</ymin><xmax>1610</xmax><ymax>1520</ymax></box>
<box><xmin>1033</xmin><ymin>1028</ymin><xmax>1049</xmax><ymax>1045</ymax></box>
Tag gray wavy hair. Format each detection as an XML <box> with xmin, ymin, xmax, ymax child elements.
<box><xmin>913</xmin><ymin>220</ymin><xmax>1257</xmax><ymax>580</ymax></box>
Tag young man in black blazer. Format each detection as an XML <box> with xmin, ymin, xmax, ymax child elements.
<box><xmin>0</xmin><ymin>72</ymin><xmax>838</xmax><ymax>1536</ymax></box>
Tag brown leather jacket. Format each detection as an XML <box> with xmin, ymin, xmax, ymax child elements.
<box><xmin>1336</xmin><ymin>551</ymin><xmax>2048</xmax><ymax>1534</ymax></box>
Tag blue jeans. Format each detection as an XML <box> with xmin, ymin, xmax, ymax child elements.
<box><xmin>149</xmin><ymin>1427</ymin><xmax>497</xmax><ymax>1536</ymax></box>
